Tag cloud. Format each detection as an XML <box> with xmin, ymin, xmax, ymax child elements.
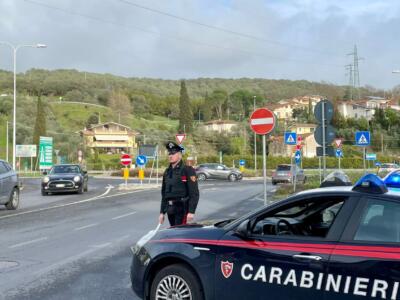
<box><xmin>0</xmin><ymin>0</ymin><xmax>399</xmax><ymax>89</ymax></box>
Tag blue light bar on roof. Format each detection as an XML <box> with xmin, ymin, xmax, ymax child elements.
<box><xmin>353</xmin><ymin>173</ymin><xmax>388</xmax><ymax>194</ymax></box>
<box><xmin>384</xmin><ymin>170</ymin><xmax>400</xmax><ymax>188</ymax></box>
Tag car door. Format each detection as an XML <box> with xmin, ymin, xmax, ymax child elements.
<box><xmin>215</xmin><ymin>195</ymin><xmax>357</xmax><ymax>300</ymax></box>
<box><xmin>326</xmin><ymin>195</ymin><xmax>400</xmax><ymax>300</ymax></box>
<box><xmin>216</xmin><ymin>164</ymin><xmax>230</xmax><ymax>179</ymax></box>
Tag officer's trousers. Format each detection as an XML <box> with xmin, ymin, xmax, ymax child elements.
<box><xmin>167</xmin><ymin>201</ymin><xmax>187</xmax><ymax>226</ymax></box>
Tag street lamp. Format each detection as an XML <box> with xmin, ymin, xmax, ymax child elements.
<box><xmin>0</xmin><ymin>42</ymin><xmax>47</xmax><ymax>170</ymax></box>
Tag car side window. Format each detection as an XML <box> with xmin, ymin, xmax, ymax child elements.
<box><xmin>0</xmin><ymin>162</ymin><xmax>8</xmax><ymax>174</ymax></box>
<box><xmin>353</xmin><ymin>199</ymin><xmax>400</xmax><ymax>243</ymax></box>
<box><xmin>251</xmin><ymin>197</ymin><xmax>345</xmax><ymax>238</ymax></box>
<box><xmin>217</xmin><ymin>165</ymin><xmax>224</xmax><ymax>170</ymax></box>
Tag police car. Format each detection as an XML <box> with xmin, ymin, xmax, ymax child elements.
<box><xmin>131</xmin><ymin>173</ymin><xmax>400</xmax><ymax>300</ymax></box>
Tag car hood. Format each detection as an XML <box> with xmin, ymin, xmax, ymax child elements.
<box><xmin>47</xmin><ymin>174</ymin><xmax>80</xmax><ymax>180</ymax></box>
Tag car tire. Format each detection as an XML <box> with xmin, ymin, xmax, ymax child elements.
<box><xmin>272</xmin><ymin>181</ymin><xmax>277</xmax><ymax>185</ymax></box>
<box><xmin>78</xmin><ymin>185</ymin><xmax>84</xmax><ymax>194</ymax></box>
<box><xmin>303</xmin><ymin>177</ymin><xmax>307</xmax><ymax>184</ymax></box>
<box><xmin>197</xmin><ymin>173</ymin><xmax>206</xmax><ymax>181</ymax></box>
<box><xmin>84</xmin><ymin>183</ymin><xmax>88</xmax><ymax>192</ymax></box>
<box><xmin>228</xmin><ymin>174</ymin><xmax>238</xmax><ymax>182</ymax></box>
<box><xmin>6</xmin><ymin>188</ymin><xmax>19</xmax><ymax>210</ymax></box>
<box><xmin>150</xmin><ymin>264</ymin><xmax>204</xmax><ymax>300</ymax></box>
<box><xmin>41</xmin><ymin>190</ymin><xmax>48</xmax><ymax>196</ymax></box>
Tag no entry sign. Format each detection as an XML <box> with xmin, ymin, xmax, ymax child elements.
<box><xmin>120</xmin><ymin>154</ymin><xmax>132</xmax><ymax>166</ymax></box>
<box><xmin>250</xmin><ymin>108</ymin><xmax>275</xmax><ymax>135</ymax></box>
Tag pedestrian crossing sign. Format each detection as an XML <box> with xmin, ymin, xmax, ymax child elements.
<box><xmin>284</xmin><ymin>132</ymin><xmax>297</xmax><ymax>145</ymax></box>
<box><xmin>355</xmin><ymin>131</ymin><xmax>370</xmax><ymax>146</ymax></box>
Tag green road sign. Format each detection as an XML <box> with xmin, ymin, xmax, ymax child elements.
<box><xmin>39</xmin><ymin>136</ymin><xmax>53</xmax><ymax>170</ymax></box>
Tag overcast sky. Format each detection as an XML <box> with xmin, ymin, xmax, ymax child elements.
<box><xmin>0</xmin><ymin>0</ymin><xmax>399</xmax><ymax>89</ymax></box>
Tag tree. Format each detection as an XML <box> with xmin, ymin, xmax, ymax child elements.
<box><xmin>178</xmin><ymin>80</ymin><xmax>193</xmax><ymax>132</ymax></box>
<box><xmin>210</xmin><ymin>89</ymin><xmax>228</xmax><ymax>119</ymax></box>
<box><xmin>33</xmin><ymin>96</ymin><xmax>46</xmax><ymax>147</ymax></box>
<box><xmin>86</xmin><ymin>114</ymin><xmax>99</xmax><ymax>128</ymax></box>
<box><xmin>108</xmin><ymin>90</ymin><xmax>131</xmax><ymax>118</ymax></box>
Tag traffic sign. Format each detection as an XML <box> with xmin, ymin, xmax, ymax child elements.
<box><xmin>335</xmin><ymin>149</ymin><xmax>343</xmax><ymax>158</ymax></box>
<box><xmin>314</xmin><ymin>100</ymin><xmax>334</xmax><ymax>123</ymax></box>
<box><xmin>314</xmin><ymin>124</ymin><xmax>336</xmax><ymax>145</ymax></box>
<box><xmin>294</xmin><ymin>150</ymin><xmax>301</xmax><ymax>164</ymax></box>
<box><xmin>355</xmin><ymin>131</ymin><xmax>371</xmax><ymax>146</ymax></box>
<box><xmin>316</xmin><ymin>146</ymin><xmax>335</xmax><ymax>157</ymax></box>
<box><xmin>136</xmin><ymin>155</ymin><xmax>147</xmax><ymax>166</ymax></box>
<box><xmin>366</xmin><ymin>153</ymin><xmax>377</xmax><ymax>160</ymax></box>
<box><xmin>120</xmin><ymin>154</ymin><xmax>132</xmax><ymax>166</ymax></box>
<box><xmin>175</xmin><ymin>133</ymin><xmax>186</xmax><ymax>144</ymax></box>
<box><xmin>284</xmin><ymin>132</ymin><xmax>297</xmax><ymax>145</ymax></box>
<box><xmin>239</xmin><ymin>159</ymin><xmax>246</xmax><ymax>166</ymax></box>
<box><xmin>249</xmin><ymin>108</ymin><xmax>275</xmax><ymax>135</ymax></box>
<box><xmin>334</xmin><ymin>138</ymin><xmax>343</xmax><ymax>148</ymax></box>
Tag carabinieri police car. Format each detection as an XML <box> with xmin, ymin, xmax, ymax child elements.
<box><xmin>131</xmin><ymin>173</ymin><xmax>400</xmax><ymax>300</ymax></box>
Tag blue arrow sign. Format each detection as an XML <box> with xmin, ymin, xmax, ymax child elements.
<box><xmin>294</xmin><ymin>150</ymin><xmax>301</xmax><ymax>164</ymax></box>
<box><xmin>239</xmin><ymin>159</ymin><xmax>246</xmax><ymax>166</ymax></box>
<box><xmin>136</xmin><ymin>155</ymin><xmax>147</xmax><ymax>166</ymax></box>
<box><xmin>335</xmin><ymin>149</ymin><xmax>343</xmax><ymax>158</ymax></box>
<box><xmin>284</xmin><ymin>132</ymin><xmax>297</xmax><ymax>145</ymax></box>
<box><xmin>355</xmin><ymin>131</ymin><xmax>370</xmax><ymax>146</ymax></box>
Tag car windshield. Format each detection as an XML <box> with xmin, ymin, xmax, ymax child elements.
<box><xmin>277</xmin><ymin>165</ymin><xmax>291</xmax><ymax>171</ymax></box>
<box><xmin>50</xmin><ymin>165</ymin><xmax>80</xmax><ymax>174</ymax></box>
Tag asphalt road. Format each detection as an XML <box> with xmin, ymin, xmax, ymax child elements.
<box><xmin>0</xmin><ymin>177</ymin><xmax>273</xmax><ymax>300</ymax></box>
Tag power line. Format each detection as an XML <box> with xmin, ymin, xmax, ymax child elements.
<box><xmin>117</xmin><ymin>0</ymin><xmax>342</xmax><ymax>58</ymax></box>
<box><xmin>22</xmin><ymin>0</ymin><xmax>342</xmax><ymax>68</ymax></box>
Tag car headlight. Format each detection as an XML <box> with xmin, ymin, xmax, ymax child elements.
<box><xmin>43</xmin><ymin>176</ymin><xmax>50</xmax><ymax>183</ymax></box>
<box><xmin>73</xmin><ymin>176</ymin><xmax>81</xmax><ymax>182</ymax></box>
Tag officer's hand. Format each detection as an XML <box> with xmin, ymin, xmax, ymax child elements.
<box><xmin>187</xmin><ymin>213</ymin><xmax>194</xmax><ymax>223</ymax></box>
<box><xmin>159</xmin><ymin>214</ymin><xmax>165</xmax><ymax>224</ymax></box>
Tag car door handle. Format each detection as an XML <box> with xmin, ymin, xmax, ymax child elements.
<box><xmin>293</xmin><ymin>254</ymin><xmax>323</xmax><ymax>261</ymax></box>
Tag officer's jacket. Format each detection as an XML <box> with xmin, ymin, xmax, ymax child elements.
<box><xmin>160</xmin><ymin>160</ymin><xmax>199</xmax><ymax>214</ymax></box>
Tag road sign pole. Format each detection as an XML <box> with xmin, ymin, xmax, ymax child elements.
<box><xmin>339</xmin><ymin>156</ymin><xmax>341</xmax><ymax>170</ymax></box>
<box><xmin>293</xmin><ymin>160</ymin><xmax>297</xmax><ymax>193</ymax></box>
<box><xmin>322</xmin><ymin>100</ymin><xmax>326</xmax><ymax>179</ymax></box>
<box><xmin>319</xmin><ymin>156</ymin><xmax>322</xmax><ymax>184</ymax></box>
<box><xmin>125</xmin><ymin>165</ymin><xmax>128</xmax><ymax>187</ymax></box>
<box><xmin>156</xmin><ymin>146</ymin><xmax>159</xmax><ymax>185</ymax></box>
<box><xmin>254</xmin><ymin>96</ymin><xmax>257</xmax><ymax>172</ymax></box>
<box><xmin>363</xmin><ymin>147</ymin><xmax>366</xmax><ymax>173</ymax></box>
<box><xmin>262</xmin><ymin>134</ymin><xmax>267</xmax><ymax>206</ymax></box>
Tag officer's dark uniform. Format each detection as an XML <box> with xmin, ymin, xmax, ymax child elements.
<box><xmin>160</xmin><ymin>142</ymin><xmax>199</xmax><ymax>226</ymax></box>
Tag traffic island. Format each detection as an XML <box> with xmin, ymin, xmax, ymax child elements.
<box><xmin>118</xmin><ymin>183</ymin><xmax>161</xmax><ymax>191</ymax></box>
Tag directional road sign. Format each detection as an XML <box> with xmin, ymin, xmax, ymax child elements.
<box><xmin>249</xmin><ymin>108</ymin><xmax>275</xmax><ymax>135</ymax></box>
<box><xmin>136</xmin><ymin>155</ymin><xmax>147</xmax><ymax>166</ymax></box>
<box><xmin>239</xmin><ymin>159</ymin><xmax>246</xmax><ymax>166</ymax></box>
<box><xmin>366</xmin><ymin>153</ymin><xmax>377</xmax><ymax>160</ymax></box>
<box><xmin>284</xmin><ymin>132</ymin><xmax>297</xmax><ymax>145</ymax></box>
<box><xmin>317</xmin><ymin>146</ymin><xmax>335</xmax><ymax>157</ymax></box>
<box><xmin>335</xmin><ymin>149</ymin><xmax>343</xmax><ymax>158</ymax></box>
<box><xmin>355</xmin><ymin>131</ymin><xmax>371</xmax><ymax>146</ymax></box>
<box><xmin>120</xmin><ymin>154</ymin><xmax>132</xmax><ymax>166</ymax></box>
<box><xmin>294</xmin><ymin>150</ymin><xmax>301</xmax><ymax>164</ymax></box>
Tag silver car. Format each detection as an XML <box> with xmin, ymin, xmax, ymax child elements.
<box><xmin>0</xmin><ymin>160</ymin><xmax>19</xmax><ymax>210</ymax></box>
<box><xmin>195</xmin><ymin>163</ymin><xmax>243</xmax><ymax>182</ymax></box>
<box><xmin>271</xmin><ymin>164</ymin><xmax>306</xmax><ymax>185</ymax></box>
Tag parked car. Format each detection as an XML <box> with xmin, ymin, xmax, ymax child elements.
<box><xmin>0</xmin><ymin>159</ymin><xmax>19</xmax><ymax>210</ymax></box>
<box><xmin>41</xmin><ymin>164</ymin><xmax>89</xmax><ymax>195</ymax></box>
<box><xmin>195</xmin><ymin>163</ymin><xmax>243</xmax><ymax>182</ymax></box>
<box><xmin>271</xmin><ymin>164</ymin><xmax>306</xmax><ymax>185</ymax></box>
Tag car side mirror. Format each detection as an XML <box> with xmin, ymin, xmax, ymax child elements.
<box><xmin>235</xmin><ymin>220</ymin><xmax>250</xmax><ymax>238</ymax></box>
<box><xmin>42</xmin><ymin>171</ymin><xmax>47</xmax><ymax>175</ymax></box>
<box><xmin>83</xmin><ymin>170</ymin><xmax>88</xmax><ymax>175</ymax></box>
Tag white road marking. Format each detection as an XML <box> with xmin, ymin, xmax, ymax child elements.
<box><xmin>0</xmin><ymin>185</ymin><xmax>117</xmax><ymax>220</ymax></box>
<box><xmin>90</xmin><ymin>242</ymin><xmax>111</xmax><ymax>248</ymax></box>
<box><xmin>74</xmin><ymin>223</ymin><xmax>98</xmax><ymax>231</ymax></box>
<box><xmin>111</xmin><ymin>211</ymin><xmax>137</xmax><ymax>220</ymax></box>
<box><xmin>9</xmin><ymin>237</ymin><xmax>48</xmax><ymax>249</ymax></box>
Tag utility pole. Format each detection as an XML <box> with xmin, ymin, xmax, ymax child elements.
<box><xmin>345</xmin><ymin>64</ymin><xmax>353</xmax><ymax>100</ymax></box>
<box><xmin>253</xmin><ymin>96</ymin><xmax>257</xmax><ymax>171</ymax></box>
<box><xmin>6</xmin><ymin>121</ymin><xmax>9</xmax><ymax>162</ymax></box>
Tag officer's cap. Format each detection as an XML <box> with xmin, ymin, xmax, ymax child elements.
<box><xmin>165</xmin><ymin>141</ymin><xmax>184</xmax><ymax>154</ymax></box>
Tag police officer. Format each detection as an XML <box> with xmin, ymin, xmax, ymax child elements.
<box><xmin>159</xmin><ymin>141</ymin><xmax>199</xmax><ymax>226</ymax></box>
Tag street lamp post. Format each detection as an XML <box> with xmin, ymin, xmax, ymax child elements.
<box><xmin>0</xmin><ymin>42</ymin><xmax>47</xmax><ymax>170</ymax></box>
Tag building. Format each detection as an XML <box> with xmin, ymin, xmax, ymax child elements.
<box><xmin>80</xmin><ymin>122</ymin><xmax>138</xmax><ymax>154</ymax></box>
<box><xmin>202</xmin><ymin>120</ymin><xmax>238</xmax><ymax>133</ymax></box>
<box><xmin>272</xmin><ymin>96</ymin><xmax>322</xmax><ymax>120</ymax></box>
<box><xmin>288</xmin><ymin>123</ymin><xmax>317</xmax><ymax>135</ymax></box>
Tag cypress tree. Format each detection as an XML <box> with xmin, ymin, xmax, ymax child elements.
<box><xmin>179</xmin><ymin>80</ymin><xmax>193</xmax><ymax>132</ymax></box>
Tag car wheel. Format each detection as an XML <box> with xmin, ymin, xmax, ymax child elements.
<box><xmin>272</xmin><ymin>181</ymin><xmax>277</xmax><ymax>185</ymax></box>
<box><xmin>303</xmin><ymin>177</ymin><xmax>307</xmax><ymax>184</ymax></box>
<box><xmin>41</xmin><ymin>190</ymin><xmax>48</xmax><ymax>196</ymax></box>
<box><xmin>6</xmin><ymin>188</ymin><xmax>19</xmax><ymax>210</ymax></box>
<box><xmin>150</xmin><ymin>264</ymin><xmax>204</xmax><ymax>300</ymax></box>
<box><xmin>78</xmin><ymin>185</ymin><xmax>84</xmax><ymax>194</ymax></box>
<box><xmin>228</xmin><ymin>174</ymin><xmax>238</xmax><ymax>182</ymax></box>
<box><xmin>197</xmin><ymin>173</ymin><xmax>206</xmax><ymax>181</ymax></box>
<box><xmin>84</xmin><ymin>183</ymin><xmax>88</xmax><ymax>192</ymax></box>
